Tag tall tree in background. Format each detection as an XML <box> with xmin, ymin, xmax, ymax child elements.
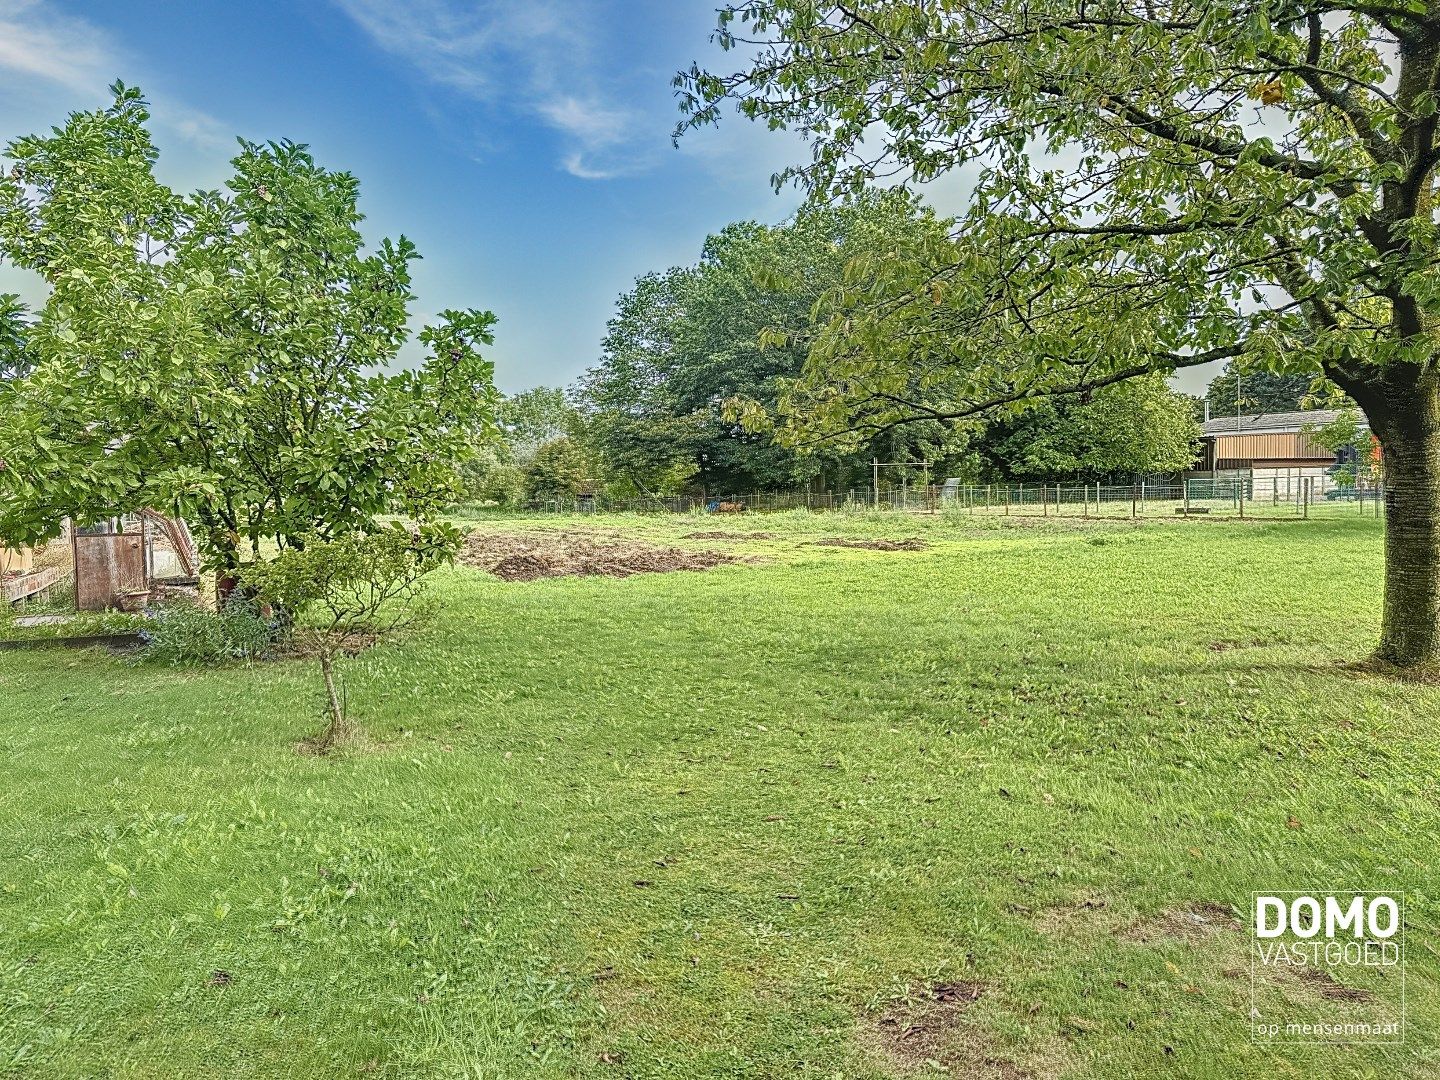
<box><xmin>462</xmin><ymin>386</ymin><xmax>581</xmax><ymax>506</ymax></box>
<box><xmin>500</xmin><ymin>386</ymin><xmax>579</xmax><ymax>462</ymax></box>
<box><xmin>0</xmin><ymin>86</ymin><xmax>497</xmax><ymax>572</ymax></box>
<box><xmin>682</xmin><ymin>1</ymin><xmax>1440</xmax><ymax>668</ymax></box>
<box><xmin>979</xmin><ymin>375</ymin><xmax>1200</xmax><ymax>481</ymax></box>
<box><xmin>580</xmin><ymin>192</ymin><xmax>968</xmax><ymax>493</ymax></box>
<box><xmin>1205</xmin><ymin>365</ymin><xmax>1321</xmax><ymax>416</ymax></box>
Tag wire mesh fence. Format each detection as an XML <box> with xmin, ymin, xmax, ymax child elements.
<box><xmin>514</xmin><ymin>473</ymin><xmax>1387</xmax><ymax>520</ymax></box>
<box><xmin>923</xmin><ymin>475</ymin><xmax>1385</xmax><ymax>520</ymax></box>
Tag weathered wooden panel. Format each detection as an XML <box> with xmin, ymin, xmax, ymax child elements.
<box><xmin>73</xmin><ymin>532</ymin><xmax>147</xmax><ymax>611</ymax></box>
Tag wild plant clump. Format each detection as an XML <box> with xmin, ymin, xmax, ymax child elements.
<box><xmin>140</xmin><ymin>596</ymin><xmax>277</xmax><ymax>665</ymax></box>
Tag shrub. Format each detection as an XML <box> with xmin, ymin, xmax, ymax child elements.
<box><xmin>141</xmin><ymin>597</ymin><xmax>276</xmax><ymax>665</ymax></box>
<box><xmin>242</xmin><ymin>525</ymin><xmax>458</xmax><ymax>750</ymax></box>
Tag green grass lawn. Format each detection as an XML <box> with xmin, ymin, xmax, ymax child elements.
<box><xmin>1</xmin><ymin>511</ymin><xmax>1435</xmax><ymax>1078</ymax></box>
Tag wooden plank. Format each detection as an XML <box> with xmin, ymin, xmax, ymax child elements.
<box><xmin>0</xmin><ymin>630</ymin><xmax>143</xmax><ymax>651</ymax></box>
<box><xmin>73</xmin><ymin>532</ymin><xmax>146</xmax><ymax>610</ymax></box>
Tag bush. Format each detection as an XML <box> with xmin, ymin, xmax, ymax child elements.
<box><xmin>241</xmin><ymin>525</ymin><xmax>457</xmax><ymax>750</ymax></box>
<box><xmin>140</xmin><ymin>597</ymin><xmax>276</xmax><ymax>665</ymax></box>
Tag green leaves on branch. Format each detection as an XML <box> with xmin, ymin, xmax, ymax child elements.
<box><xmin>240</xmin><ymin>523</ymin><xmax>458</xmax><ymax>630</ymax></box>
<box><xmin>0</xmin><ymin>87</ymin><xmax>500</xmax><ymax>565</ymax></box>
<box><xmin>678</xmin><ymin>0</ymin><xmax>1440</xmax><ymax>442</ymax></box>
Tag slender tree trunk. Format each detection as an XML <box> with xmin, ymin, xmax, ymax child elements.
<box><xmin>1372</xmin><ymin>374</ymin><xmax>1440</xmax><ymax>668</ymax></box>
<box><xmin>318</xmin><ymin>650</ymin><xmax>347</xmax><ymax>750</ymax></box>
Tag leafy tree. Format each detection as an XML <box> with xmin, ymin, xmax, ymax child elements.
<box><xmin>1205</xmin><ymin>366</ymin><xmax>1322</xmax><ymax>416</ymax></box>
<box><xmin>682</xmin><ymin>2</ymin><xmax>1440</xmax><ymax>668</ymax></box>
<box><xmin>460</xmin><ymin>446</ymin><xmax>528</xmax><ymax>507</ymax></box>
<box><xmin>1307</xmin><ymin>407</ymin><xmax>1381</xmax><ymax>484</ymax></box>
<box><xmin>461</xmin><ymin>386</ymin><xmax>585</xmax><ymax>505</ymax></box>
<box><xmin>0</xmin><ymin>294</ymin><xmax>31</xmax><ymax>381</ymax></box>
<box><xmin>243</xmin><ymin>525</ymin><xmax>457</xmax><ymax>751</ymax></box>
<box><xmin>499</xmin><ymin>386</ymin><xmax>579</xmax><ymax>464</ymax></box>
<box><xmin>580</xmin><ymin>192</ymin><xmax>963</xmax><ymax>494</ymax></box>
<box><xmin>524</xmin><ymin>437</ymin><xmax>594</xmax><ymax>503</ymax></box>
<box><xmin>0</xmin><ymin>85</ymin><xmax>498</xmax><ymax>575</ymax></box>
<box><xmin>979</xmin><ymin>376</ymin><xmax>1200</xmax><ymax>481</ymax></box>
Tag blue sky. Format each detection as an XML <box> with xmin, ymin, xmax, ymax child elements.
<box><xmin>0</xmin><ymin>0</ymin><xmax>811</xmax><ymax>392</ymax></box>
<box><xmin>0</xmin><ymin>0</ymin><xmax>1218</xmax><ymax>396</ymax></box>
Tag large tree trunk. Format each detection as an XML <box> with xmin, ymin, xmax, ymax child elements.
<box><xmin>1372</xmin><ymin>372</ymin><xmax>1440</xmax><ymax>668</ymax></box>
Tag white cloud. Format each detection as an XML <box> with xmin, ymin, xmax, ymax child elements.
<box><xmin>0</xmin><ymin>0</ymin><xmax>229</xmax><ymax>151</ymax></box>
<box><xmin>0</xmin><ymin>0</ymin><xmax>110</xmax><ymax>93</ymax></box>
<box><xmin>333</xmin><ymin>0</ymin><xmax>651</xmax><ymax>179</ymax></box>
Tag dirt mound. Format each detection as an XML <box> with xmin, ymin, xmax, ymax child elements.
<box><xmin>861</xmin><ymin>982</ymin><xmax>1041</xmax><ymax>1078</ymax></box>
<box><xmin>462</xmin><ymin>531</ymin><xmax>737</xmax><ymax>582</ymax></box>
<box><xmin>681</xmin><ymin>531</ymin><xmax>777</xmax><ymax>541</ymax></box>
<box><xmin>812</xmin><ymin>537</ymin><xmax>929</xmax><ymax>551</ymax></box>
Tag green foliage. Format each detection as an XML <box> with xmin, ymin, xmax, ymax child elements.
<box><xmin>499</xmin><ymin>387</ymin><xmax>579</xmax><ymax>464</ymax></box>
<box><xmin>1205</xmin><ymin>366</ymin><xmax>1327</xmax><ymax>416</ymax></box>
<box><xmin>978</xmin><ymin>376</ymin><xmax>1201</xmax><ymax>481</ymax></box>
<box><xmin>0</xmin><ymin>293</ymin><xmax>31</xmax><ymax>381</ymax></box>
<box><xmin>140</xmin><ymin>597</ymin><xmax>276</xmax><ymax>665</ymax></box>
<box><xmin>461</xmin><ymin>387</ymin><xmax>585</xmax><ymax>505</ymax></box>
<box><xmin>1308</xmin><ymin>407</ymin><xmax>1365</xmax><ymax>455</ymax></box>
<box><xmin>1306</xmin><ymin>406</ymin><xmax>1378</xmax><ymax>484</ymax></box>
<box><xmin>523</xmin><ymin>437</ymin><xmax>593</xmax><ymax>502</ymax></box>
<box><xmin>579</xmin><ymin>192</ymin><xmax>968</xmax><ymax>493</ymax></box>
<box><xmin>0</xmin><ymin>85</ymin><xmax>499</xmax><ymax>568</ymax></box>
<box><xmin>461</xmin><ymin>449</ymin><xmax>528</xmax><ymax>507</ymax></box>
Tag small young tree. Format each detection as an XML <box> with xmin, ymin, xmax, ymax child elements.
<box><xmin>1308</xmin><ymin>408</ymin><xmax>1381</xmax><ymax>486</ymax></box>
<box><xmin>242</xmin><ymin>525</ymin><xmax>458</xmax><ymax>751</ymax></box>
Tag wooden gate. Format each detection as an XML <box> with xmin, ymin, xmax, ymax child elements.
<box><xmin>72</xmin><ymin>531</ymin><xmax>147</xmax><ymax>611</ymax></box>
